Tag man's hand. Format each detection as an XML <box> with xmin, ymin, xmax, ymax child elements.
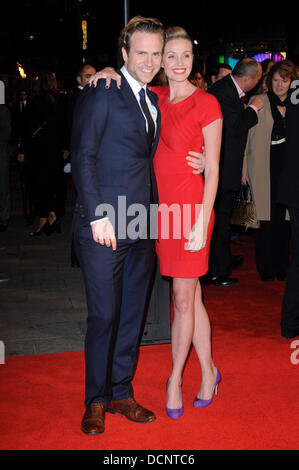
<box><xmin>250</xmin><ymin>96</ymin><xmax>264</xmax><ymax>111</ymax></box>
<box><xmin>186</xmin><ymin>147</ymin><xmax>206</xmax><ymax>174</ymax></box>
<box><xmin>89</xmin><ymin>67</ymin><xmax>122</xmax><ymax>89</ymax></box>
<box><xmin>91</xmin><ymin>219</ymin><xmax>117</xmax><ymax>251</ymax></box>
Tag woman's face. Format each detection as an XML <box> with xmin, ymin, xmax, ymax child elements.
<box><xmin>162</xmin><ymin>38</ymin><xmax>193</xmax><ymax>82</ymax></box>
<box><xmin>272</xmin><ymin>71</ymin><xmax>291</xmax><ymax>100</ymax></box>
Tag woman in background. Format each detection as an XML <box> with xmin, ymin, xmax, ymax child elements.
<box><xmin>242</xmin><ymin>60</ymin><xmax>297</xmax><ymax>281</ymax></box>
<box><xmin>18</xmin><ymin>70</ymin><xmax>68</xmax><ymax>235</ymax></box>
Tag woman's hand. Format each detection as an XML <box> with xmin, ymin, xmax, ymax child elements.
<box><xmin>241</xmin><ymin>172</ymin><xmax>249</xmax><ymax>186</ymax></box>
<box><xmin>186</xmin><ymin>219</ymin><xmax>207</xmax><ymax>253</ymax></box>
<box><xmin>88</xmin><ymin>67</ymin><xmax>122</xmax><ymax>89</ymax></box>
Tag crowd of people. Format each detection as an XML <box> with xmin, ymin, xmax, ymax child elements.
<box><xmin>2</xmin><ymin>65</ymin><xmax>97</xmax><ymax>236</ymax></box>
<box><xmin>1</xmin><ymin>15</ymin><xmax>299</xmax><ymax>435</ymax></box>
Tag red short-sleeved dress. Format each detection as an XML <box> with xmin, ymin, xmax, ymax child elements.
<box><xmin>152</xmin><ymin>86</ymin><xmax>222</xmax><ymax>278</ymax></box>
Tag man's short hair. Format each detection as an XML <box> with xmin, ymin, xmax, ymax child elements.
<box><xmin>211</xmin><ymin>63</ymin><xmax>232</xmax><ymax>76</ymax></box>
<box><xmin>118</xmin><ymin>16</ymin><xmax>165</xmax><ymax>56</ymax></box>
<box><xmin>76</xmin><ymin>64</ymin><xmax>95</xmax><ymax>77</ymax></box>
<box><xmin>233</xmin><ymin>58</ymin><xmax>260</xmax><ymax>79</ymax></box>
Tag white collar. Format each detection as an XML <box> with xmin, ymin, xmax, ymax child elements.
<box><xmin>121</xmin><ymin>65</ymin><xmax>147</xmax><ymax>97</ymax></box>
<box><xmin>230</xmin><ymin>75</ymin><xmax>245</xmax><ymax>98</ymax></box>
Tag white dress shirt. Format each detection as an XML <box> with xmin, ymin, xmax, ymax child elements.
<box><xmin>120</xmin><ymin>65</ymin><xmax>157</xmax><ymax>134</ymax></box>
<box><xmin>230</xmin><ymin>75</ymin><xmax>258</xmax><ymax>114</ymax></box>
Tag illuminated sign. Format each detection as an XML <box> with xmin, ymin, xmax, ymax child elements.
<box><xmin>17</xmin><ymin>62</ymin><xmax>26</xmax><ymax>79</ymax></box>
<box><xmin>218</xmin><ymin>52</ymin><xmax>286</xmax><ymax>68</ymax></box>
<box><xmin>82</xmin><ymin>20</ymin><xmax>87</xmax><ymax>51</ymax></box>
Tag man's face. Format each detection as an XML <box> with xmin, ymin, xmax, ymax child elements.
<box><xmin>19</xmin><ymin>91</ymin><xmax>27</xmax><ymax>102</ymax></box>
<box><xmin>77</xmin><ymin>65</ymin><xmax>96</xmax><ymax>88</ymax></box>
<box><xmin>122</xmin><ymin>31</ymin><xmax>163</xmax><ymax>86</ymax></box>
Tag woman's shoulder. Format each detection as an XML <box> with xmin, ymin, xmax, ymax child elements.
<box><xmin>195</xmin><ymin>88</ymin><xmax>213</xmax><ymax>99</ymax></box>
<box><xmin>150</xmin><ymin>86</ymin><xmax>169</xmax><ymax>98</ymax></box>
<box><xmin>250</xmin><ymin>92</ymin><xmax>269</xmax><ymax>103</ymax></box>
<box><xmin>195</xmin><ymin>88</ymin><xmax>222</xmax><ymax>111</ymax></box>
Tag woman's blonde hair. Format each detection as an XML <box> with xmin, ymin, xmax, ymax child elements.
<box><xmin>165</xmin><ymin>26</ymin><xmax>193</xmax><ymax>47</ymax></box>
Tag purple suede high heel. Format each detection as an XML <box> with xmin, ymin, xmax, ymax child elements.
<box><xmin>166</xmin><ymin>379</ymin><xmax>184</xmax><ymax>419</ymax></box>
<box><xmin>193</xmin><ymin>369</ymin><xmax>221</xmax><ymax>408</ymax></box>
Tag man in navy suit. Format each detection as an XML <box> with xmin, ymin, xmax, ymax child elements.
<box><xmin>71</xmin><ymin>17</ymin><xmax>164</xmax><ymax>435</ymax></box>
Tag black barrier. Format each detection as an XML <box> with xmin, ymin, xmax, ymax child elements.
<box><xmin>140</xmin><ymin>260</ymin><xmax>171</xmax><ymax>346</ymax></box>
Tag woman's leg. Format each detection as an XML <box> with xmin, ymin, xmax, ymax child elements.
<box><xmin>32</xmin><ymin>172</ymin><xmax>47</xmax><ymax>232</ymax></box>
<box><xmin>192</xmin><ymin>280</ymin><xmax>217</xmax><ymax>399</ymax></box>
<box><xmin>167</xmin><ymin>277</ymin><xmax>198</xmax><ymax>409</ymax></box>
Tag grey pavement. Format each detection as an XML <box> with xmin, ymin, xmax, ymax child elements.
<box><xmin>0</xmin><ymin>168</ymin><xmax>87</xmax><ymax>357</ymax></box>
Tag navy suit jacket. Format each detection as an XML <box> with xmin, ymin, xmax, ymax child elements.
<box><xmin>71</xmin><ymin>71</ymin><xmax>160</xmax><ymax>237</ymax></box>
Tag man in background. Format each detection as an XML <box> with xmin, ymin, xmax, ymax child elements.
<box><xmin>205</xmin><ymin>58</ymin><xmax>264</xmax><ymax>286</ymax></box>
<box><xmin>68</xmin><ymin>64</ymin><xmax>96</xmax><ymax>130</ymax></box>
<box><xmin>209</xmin><ymin>63</ymin><xmax>232</xmax><ymax>84</ymax></box>
<box><xmin>277</xmin><ymin>82</ymin><xmax>299</xmax><ymax>339</ymax></box>
<box><xmin>0</xmin><ymin>101</ymin><xmax>11</xmax><ymax>232</ymax></box>
<box><xmin>68</xmin><ymin>64</ymin><xmax>96</xmax><ymax>267</ymax></box>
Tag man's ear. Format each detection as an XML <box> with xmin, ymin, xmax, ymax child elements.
<box><xmin>76</xmin><ymin>76</ymin><xmax>82</xmax><ymax>87</ymax></box>
<box><xmin>122</xmin><ymin>47</ymin><xmax>128</xmax><ymax>65</ymax></box>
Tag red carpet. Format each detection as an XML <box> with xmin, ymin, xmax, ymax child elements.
<box><xmin>1</xmin><ymin>234</ymin><xmax>299</xmax><ymax>450</ymax></box>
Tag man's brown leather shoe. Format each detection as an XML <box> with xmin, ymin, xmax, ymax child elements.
<box><xmin>107</xmin><ymin>397</ymin><xmax>156</xmax><ymax>423</ymax></box>
<box><xmin>81</xmin><ymin>402</ymin><xmax>107</xmax><ymax>435</ymax></box>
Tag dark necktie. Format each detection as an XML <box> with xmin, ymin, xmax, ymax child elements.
<box><xmin>138</xmin><ymin>88</ymin><xmax>155</xmax><ymax>148</ymax></box>
<box><xmin>240</xmin><ymin>95</ymin><xmax>247</xmax><ymax>108</ymax></box>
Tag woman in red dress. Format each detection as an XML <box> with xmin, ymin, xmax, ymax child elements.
<box><xmin>152</xmin><ymin>27</ymin><xmax>222</xmax><ymax>418</ymax></box>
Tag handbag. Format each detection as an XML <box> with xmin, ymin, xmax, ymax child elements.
<box><xmin>230</xmin><ymin>184</ymin><xmax>260</xmax><ymax>229</ymax></box>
